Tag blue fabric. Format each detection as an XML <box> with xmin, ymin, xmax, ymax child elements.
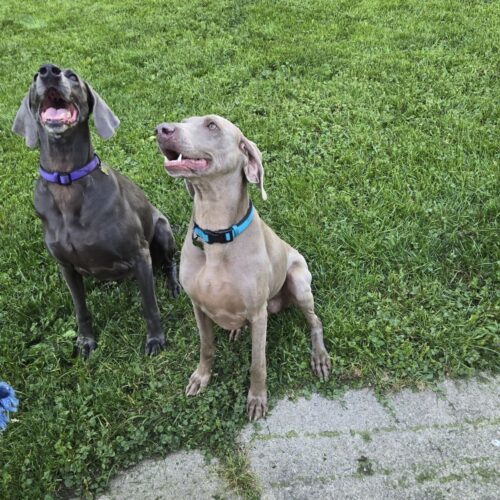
<box><xmin>0</xmin><ymin>382</ymin><xmax>19</xmax><ymax>431</ymax></box>
<box><xmin>230</xmin><ymin>204</ymin><xmax>254</xmax><ymax>238</ymax></box>
<box><xmin>193</xmin><ymin>202</ymin><xmax>254</xmax><ymax>245</ymax></box>
<box><xmin>39</xmin><ymin>154</ymin><xmax>101</xmax><ymax>185</ymax></box>
<box><xmin>193</xmin><ymin>226</ymin><xmax>210</xmax><ymax>243</ymax></box>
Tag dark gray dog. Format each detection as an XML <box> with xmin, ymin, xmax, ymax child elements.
<box><xmin>12</xmin><ymin>63</ymin><xmax>180</xmax><ymax>357</ymax></box>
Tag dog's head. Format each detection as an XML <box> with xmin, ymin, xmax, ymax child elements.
<box><xmin>155</xmin><ymin>115</ymin><xmax>267</xmax><ymax>200</ymax></box>
<box><xmin>12</xmin><ymin>63</ymin><xmax>119</xmax><ymax>148</ymax></box>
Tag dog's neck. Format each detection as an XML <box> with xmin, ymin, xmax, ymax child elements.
<box><xmin>39</xmin><ymin>122</ymin><xmax>94</xmax><ymax>173</ymax></box>
<box><xmin>191</xmin><ymin>170</ymin><xmax>250</xmax><ymax>231</ymax></box>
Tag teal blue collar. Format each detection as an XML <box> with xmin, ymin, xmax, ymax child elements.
<box><xmin>193</xmin><ymin>201</ymin><xmax>254</xmax><ymax>246</ymax></box>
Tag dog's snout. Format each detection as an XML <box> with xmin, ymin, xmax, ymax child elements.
<box><xmin>156</xmin><ymin>123</ymin><xmax>176</xmax><ymax>138</ymax></box>
<box><xmin>39</xmin><ymin>64</ymin><xmax>62</xmax><ymax>79</ymax></box>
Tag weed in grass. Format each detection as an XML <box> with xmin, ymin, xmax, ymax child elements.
<box><xmin>217</xmin><ymin>445</ymin><xmax>262</xmax><ymax>499</ymax></box>
<box><xmin>356</xmin><ymin>456</ymin><xmax>375</xmax><ymax>476</ymax></box>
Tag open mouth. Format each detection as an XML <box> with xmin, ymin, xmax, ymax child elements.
<box><xmin>162</xmin><ymin>148</ymin><xmax>209</xmax><ymax>173</ymax></box>
<box><xmin>39</xmin><ymin>88</ymin><xmax>78</xmax><ymax>126</ymax></box>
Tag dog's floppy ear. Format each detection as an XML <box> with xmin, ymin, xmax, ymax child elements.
<box><xmin>240</xmin><ymin>136</ymin><xmax>267</xmax><ymax>201</ymax></box>
<box><xmin>86</xmin><ymin>83</ymin><xmax>120</xmax><ymax>139</ymax></box>
<box><xmin>12</xmin><ymin>94</ymin><xmax>38</xmax><ymax>149</ymax></box>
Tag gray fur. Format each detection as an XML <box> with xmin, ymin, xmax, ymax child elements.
<box><xmin>13</xmin><ymin>63</ymin><xmax>180</xmax><ymax>357</ymax></box>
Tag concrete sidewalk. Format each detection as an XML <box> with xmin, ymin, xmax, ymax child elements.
<box><xmin>100</xmin><ymin>374</ymin><xmax>499</xmax><ymax>499</ymax></box>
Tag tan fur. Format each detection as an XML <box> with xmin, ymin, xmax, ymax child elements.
<box><xmin>157</xmin><ymin>115</ymin><xmax>331</xmax><ymax>420</ymax></box>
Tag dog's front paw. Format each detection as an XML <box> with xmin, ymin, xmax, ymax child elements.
<box><xmin>75</xmin><ymin>336</ymin><xmax>97</xmax><ymax>359</ymax></box>
<box><xmin>246</xmin><ymin>391</ymin><xmax>268</xmax><ymax>421</ymax></box>
<box><xmin>145</xmin><ymin>335</ymin><xmax>166</xmax><ymax>356</ymax></box>
<box><xmin>311</xmin><ymin>349</ymin><xmax>331</xmax><ymax>381</ymax></box>
<box><xmin>185</xmin><ymin>369</ymin><xmax>211</xmax><ymax>396</ymax></box>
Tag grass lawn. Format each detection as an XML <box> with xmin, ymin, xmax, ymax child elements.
<box><xmin>0</xmin><ymin>0</ymin><xmax>498</xmax><ymax>497</ymax></box>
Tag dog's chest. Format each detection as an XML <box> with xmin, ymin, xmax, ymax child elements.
<box><xmin>182</xmin><ymin>264</ymin><xmax>248</xmax><ymax>330</ymax></box>
<box><xmin>35</xmin><ymin>189</ymin><xmax>133</xmax><ymax>278</ymax></box>
<box><xmin>45</xmin><ymin>218</ymin><xmax>132</xmax><ymax>276</ymax></box>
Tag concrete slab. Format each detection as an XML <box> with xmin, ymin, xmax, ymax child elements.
<box><xmin>439</xmin><ymin>375</ymin><xmax>500</xmax><ymax>421</ymax></box>
<box><xmin>100</xmin><ymin>375</ymin><xmax>499</xmax><ymax>499</ymax></box>
<box><xmin>388</xmin><ymin>388</ymin><xmax>458</xmax><ymax>427</ymax></box>
<box><xmin>245</xmin><ymin>423</ymin><xmax>499</xmax><ymax>498</ymax></box>
<box><xmin>243</xmin><ymin>375</ymin><xmax>500</xmax><ymax>499</ymax></box>
<box><xmin>240</xmin><ymin>388</ymin><xmax>393</xmax><ymax>443</ymax></box>
<box><xmin>99</xmin><ymin>450</ymin><xmax>229</xmax><ymax>500</ymax></box>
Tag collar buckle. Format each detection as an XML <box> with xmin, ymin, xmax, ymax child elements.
<box><xmin>56</xmin><ymin>172</ymin><xmax>72</xmax><ymax>186</ymax></box>
<box><xmin>192</xmin><ymin>233</ymin><xmax>205</xmax><ymax>250</ymax></box>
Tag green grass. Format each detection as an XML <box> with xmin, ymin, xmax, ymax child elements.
<box><xmin>0</xmin><ymin>0</ymin><xmax>498</xmax><ymax>497</ymax></box>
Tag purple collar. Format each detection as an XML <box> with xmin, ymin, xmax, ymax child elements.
<box><xmin>39</xmin><ymin>154</ymin><xmax>101</xmax><ymax>186</ymax></box>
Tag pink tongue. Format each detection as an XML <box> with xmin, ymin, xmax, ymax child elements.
<box><xmin>164</xmin><ymin>158</ymin><xmax>208</xmax><ymax>171</ymax></box>
<box><xmin>44</xmin><ymin>107</ymin><xmax>70</xmax><ymax>120</ymax></box>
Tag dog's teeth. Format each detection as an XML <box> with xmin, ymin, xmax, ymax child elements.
<box><xmin>164</xmin><ymin>155</ymin><xmax>169</xmax><ymax>162</ymax></box>
<box><xmin>177</xmin><ymin>153</ymin><xmax>183</xmax><ymax>161</ymax></box>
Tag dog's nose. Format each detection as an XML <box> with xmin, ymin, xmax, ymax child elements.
<box><xmin>39</xmin><ymin>64</ymin><xmax>62</xmax><ymax>80</ymax></box>
<box><xmin>156</xmin><ymin>123</ymin><xmax>176</xmax><ymax>137</ymax></box>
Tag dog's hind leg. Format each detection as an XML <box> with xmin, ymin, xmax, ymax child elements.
<box><xmin>59</xmin><ymin>264</ymin><xmax>96</xmax><ymax>358</ymax></box>
<box><xmin>151</xmin><ymin>210</ymin><xmax>180</xmax><ymax>298</ymax></box>
<box><xmin>285</xmin><ymin>251</ymin><xmax>331</xmax><ymax>380</ymax></box>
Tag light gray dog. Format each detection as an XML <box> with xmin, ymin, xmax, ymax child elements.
<box><xmin>156</xmin><ymin>115</ymin><xmax>331</xmax><ymax>420</ymax></box>
<box><xmin>13</xmin><ymin>63</ymin><xmax>180</xmax><ymax>357</ymax></box>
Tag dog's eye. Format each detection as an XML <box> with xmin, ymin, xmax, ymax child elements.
<box><xmin>207</xmin><ymin>122</ymin><xmax>218</xmax><ymax>131</ymax></box>
<box><xmin>68</xmin><ymin>73</ymin><xmax>78</xmax><ymax>82</ymax></box>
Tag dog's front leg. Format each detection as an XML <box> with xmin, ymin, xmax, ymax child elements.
<box><xmin>133</xmin><ymin>248</ymin><xmax>165</xmax><ymax>355</ymax></box>
<box><xmin>186</xmin><ymin>304</ymin><xmax>215</xmax><ymax>396</ymax></box>
<box><xmin>59</xmin><ymin>264</ymin><xmax>96</xmax><ymax>358</ymax></box>
<box><xmin>247</xmin><ymin>308</ymin><xmax>268</xmax><ymax>421</ymax></box>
